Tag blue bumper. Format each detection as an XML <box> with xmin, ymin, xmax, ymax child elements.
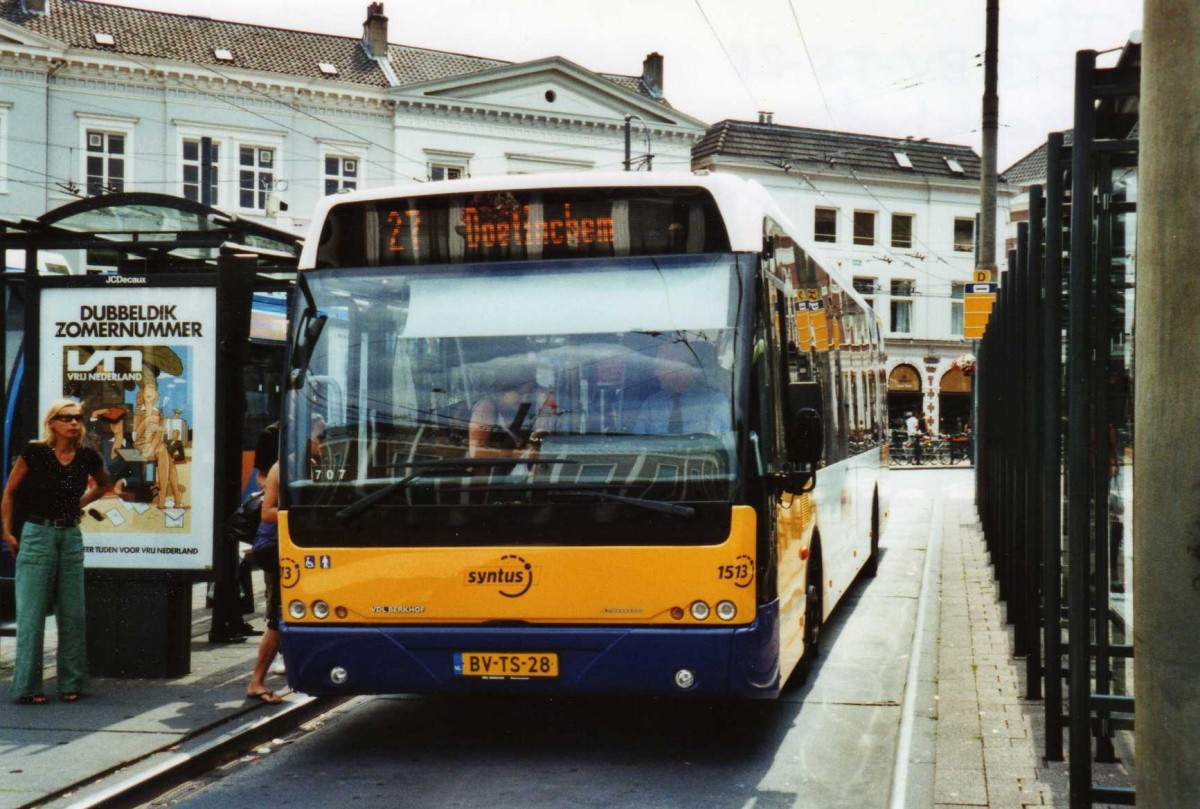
<box><xmin>281</xmin><ymin>600</ymin><xmax>781</xmax><ymax>698</ymax></box>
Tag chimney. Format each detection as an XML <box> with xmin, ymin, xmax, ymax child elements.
<box><xmin>642</xmin><ymin>52</ymin><xmax>663</xmax><ymax>98</ymax></box>
<box><xmin>21</xmin><ymin>0</ymin><xmax>48</xmax><ymax>14</ymax></box>
<box><xmin>362</xmin><ymin>2</ymin><xmax>388</xmax><ymax>59</ymax></box>
<box><xmin>758</xmin><ymin>111</ymin><xmax>774</xmax><ymax>125</ymax></box>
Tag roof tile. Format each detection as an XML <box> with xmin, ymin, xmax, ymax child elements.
<box><xmin>1</xmin><ymin>0</ymin><xmax>656</xmax><ymax>99</ymax></box>
<box><xmin>693</xmin><ymin>119</ymin><xmax>983</xmax><ymax>181</ymax></box>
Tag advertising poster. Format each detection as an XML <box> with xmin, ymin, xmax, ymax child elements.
<box><xmin>39</xmin><ymin>286</ymin><xmax>217</xmax><ymax>571</ymax></box>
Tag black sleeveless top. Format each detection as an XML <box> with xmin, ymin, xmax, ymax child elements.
<box><xmin>19</xmin><ymin>443</ymin><xmax>103</xmax><ymax>522</ymax></box>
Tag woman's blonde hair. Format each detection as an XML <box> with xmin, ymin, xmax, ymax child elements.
<box><xmin>42</xmin><ymin>398</ymin><xmax>86</xmax><ymax>447</ymax></box>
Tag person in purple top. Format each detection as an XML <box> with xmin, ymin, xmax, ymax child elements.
<box><xmin>2</xmin><ymin>399</ymin><xmax>115</xmax><ymax>704</ymax></box>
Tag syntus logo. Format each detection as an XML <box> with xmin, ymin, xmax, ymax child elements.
<box><xmin>465</xmin><ymin>554</ymin><xmax>534</xmax><ymax>598</ymax></box>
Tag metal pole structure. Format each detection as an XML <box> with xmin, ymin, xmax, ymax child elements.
<box><xmin>20</xmin><ymin>237</ymin><xmax>40</xmax><ymax>455</ymax></box>
<box><xmin>200</xmin><ymin>136</ymin><xmax>215</xmax><ymax>207</ymax></box>
<box><xmin>1041</xmin><ymin>134</ymin><xmax>1066</xmax><ymax>762</ymax></box>
<box><xmin>1137</xmin><ymin>2</ymin><xmax>1200</xmax><ymax>803</ymax></box>
<box><xmin>212</xmin><ymin>254</ymin><xmax>254</xmax><ymax>584</ymax></box>
<box><xmin>1009</xmin><ymin>227</ymin><xmax>1028</xmax><ymax>642</ymax></box>
<box><xmin>976</xmin><ymin>0</ymin><xmax>1000</xmax><ymax>273</ymax></box>
<box><xmin>1024</xmin><ymin>184</ymin><xmax>1044</xmax><ymax>698</ymax></box>
<box><xmin>1066</xmin><ymin>49</ymin><xmax>1096</xmax><ymax>809</ymax></box>
<box><xmin>1090</xmin><ymin>153</ymin><xmax>1116</xmax><ymax>764</ymax></box>
<box><xmin>623</xmin><ymin>117</ymin><xmax>632</xmax><ymax>172</ymax></box>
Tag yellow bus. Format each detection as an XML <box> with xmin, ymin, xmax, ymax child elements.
<box><xmin>279</xmin><ymin>172</ymin><xmax>887</xmax><ymax>697</ymax></box>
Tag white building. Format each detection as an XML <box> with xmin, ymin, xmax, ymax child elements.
<box><xmin>0</xmin><ymin>0</ymin><xmax>707</xmax><ymax>236</ymax></box>
<box><xmin>692</xmin><ymin>116</ymin><xmax>1014</xmax><ymax>432</ymax></box>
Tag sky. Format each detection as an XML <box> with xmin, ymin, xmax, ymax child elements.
<box><xmin>99</xmin><ymin>0</ymin><xmax>1143</xmax><ymax>170</ymax></box>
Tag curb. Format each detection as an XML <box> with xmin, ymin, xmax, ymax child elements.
<box><xmin>48</xmin><ymin>695</ymin><xmax>351</xmax><ymax>809</ymax></box>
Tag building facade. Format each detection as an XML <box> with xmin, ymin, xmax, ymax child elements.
<box><xmin>692</xmin><ymin>116</ymin><xmax>1013</xmax><ymax>433</ymax></box>
<box><xmin>0</xmin><ymin>0</ymin><xmax>706</xmax><ymax>243</ymax></box>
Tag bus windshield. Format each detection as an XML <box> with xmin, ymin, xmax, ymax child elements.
<box><xmin>284</xmin><ymin>252</ymin><xmax>749</xmax><ymax>547</ymax></box>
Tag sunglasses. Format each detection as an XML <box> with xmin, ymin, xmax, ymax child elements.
<box><xmin>52</xmin><ymin>414</ymin><xmax>85</xmax><ymax>423</ymax></box>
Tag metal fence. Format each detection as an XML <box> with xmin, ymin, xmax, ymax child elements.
<box><xmin>975</xmin><ymin>48</ymin><xmax>1138</xmax><ymax>808</ymax></box>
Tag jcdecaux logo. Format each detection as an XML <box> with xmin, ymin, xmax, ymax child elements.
<box><xmin>465</xmin><ymin>554</ymin><xmax>534</xmax><ymax>598</ymax></box>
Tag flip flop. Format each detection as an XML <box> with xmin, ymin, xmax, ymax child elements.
<box><xmin>60</xmin><ymin>693</ymin><xmax>81</xmax><ymax>703</ymax></box>
<box><xmin>246</xmin><ymin>691</ymin><xmax>282</xmax><ymax>705</ymax></box>
<box><xmin>18</xmin><ymin>694</ymin><xmax>49</xmax><ymax>705</ymax></box>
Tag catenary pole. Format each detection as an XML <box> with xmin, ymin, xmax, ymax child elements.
<box><xmin>1136</xmin><ymin>3</ymin><xmax>1200</xmax><ymax>805</ymax></box>
<box><xmin>976</xmin><ymin>0</ymin><xmax>999</xmax><ymax>273</ymax></box>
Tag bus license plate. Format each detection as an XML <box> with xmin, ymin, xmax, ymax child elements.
<box><xmin>455</xmin><ymin>652</ymin><xmax>559</xmax><ymax>678</ymax></box>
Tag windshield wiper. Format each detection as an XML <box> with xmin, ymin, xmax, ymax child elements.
<box><xmin>549</xmin><ymin>490</ymin><xmax>696</xmax><ymax>518</ymax></box>
<box><xmin>333</xmin><ymin>458</ymin><xmax>576</xmax><ymax>523</ymax></box>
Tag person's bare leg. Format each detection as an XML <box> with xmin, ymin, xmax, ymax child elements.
<box><xmin>247</xmin><ymin>628</ymin><xmax>281</xmax><ymax>702</ymax></box>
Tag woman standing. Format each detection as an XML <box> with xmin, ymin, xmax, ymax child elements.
<box><xmin>246</xmin><ymin>461</ymin><xmax>283</xmax><ymax>704</ymax></box>
<box><xmin>2</xmin><ymin>399</ymin><xmax>113</xmax><ymax>704</ymax></box>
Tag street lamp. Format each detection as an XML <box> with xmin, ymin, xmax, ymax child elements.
<box><xmin>624</xmin><ymin>114</ymin><xmax>653</xmax><ymax>171</ymax></box>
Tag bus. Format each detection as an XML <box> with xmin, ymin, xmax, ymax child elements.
<box><xmin>279</xmin><ymin>172</ymin><xmax>888</xmax><ymax>697</ymax></box>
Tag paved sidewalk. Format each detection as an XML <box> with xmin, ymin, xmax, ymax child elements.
<box><xmin>932</xmin><ymin>479</ymin><xmax>1131</xmax><ymax>808</ymax></box>
<box><xmin>0</xmin><ymin>581</ymin><xmax>296</xmax><ymax>809</ymax></box>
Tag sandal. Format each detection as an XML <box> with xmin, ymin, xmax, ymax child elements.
<box><xmin>18</xmin><ymin>694</ymin><xmax>49</xmax><ymax>705</ymax></box>
<box><xmin>246</xmin><ymin>690</ymin><xmax>282</xmax><ymax>705</ymax></box>
<box><xmin>60</xmin><ymin>692</ymin><xmax>82</xmax><ymax>703</ymax></box>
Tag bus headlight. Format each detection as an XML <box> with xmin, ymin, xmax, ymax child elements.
<box><xmin>313</xmin><ymin>600</ymin><xmax>330</xmax><ymax>620</ymax></box>
<box><xmin>288</xmin><ymin>600</ymin><xmax>307</xmax><ymax>620</ymax></box>
<box><xmin>716</xmin><ymin>600</ymin><xmax>737</xmax><ymax>621</ymax></box>
<box><xmin>690</xmin><ymin>600</ymin><xmax>711</xmax><ymax>621</ymax></box>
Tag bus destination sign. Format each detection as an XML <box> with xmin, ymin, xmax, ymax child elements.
<box><xmin>317</xmin><ymin>188</ymin><xmax>730</xmax><ymax>268</ymax></box>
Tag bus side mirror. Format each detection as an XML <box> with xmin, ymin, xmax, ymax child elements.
<box><xmin>288</xmin><ymin>313</ymin><xmax>327</xmax><ymax>389</ymax></box>
<box><xmin>790</xmin><ymin>407</ymin><xmax>823</xmax><ymax>465</ymax></box>
<box><xmin>787</xmin><ymin>382</ymin><xmax>824</xmax><ymax>466</ymax></box>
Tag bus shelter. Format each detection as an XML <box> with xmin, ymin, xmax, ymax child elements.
<box><xmin>1</xmin><ymin>192</ymin><xmax>299</xmax><ymax>677</ymax></box>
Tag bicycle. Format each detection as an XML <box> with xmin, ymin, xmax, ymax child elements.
<box><xmin>926</xmin><ymin>437</ymin><xmax>952</xmax><ymax>465</ymax></box>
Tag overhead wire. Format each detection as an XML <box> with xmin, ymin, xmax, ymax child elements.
<box><xmin>693</xmin><ymin>0</ymin><xmax>760</xmax><ymax>111</ymax></box>
<box><xmin>770</xmin><ymin>158</ymin><xmax>978</xmax><ymax>297</ymax></box>
<box><xmin>49</xmin><ymin>50</ymin><xmax>690</xmax><ymax>193</ymax></box>
<box><xmin>177</xmin><ymin>57</ymin><xmax>432</xmax><ymax>177</ymax></box>
<box><xmin>786</xmin><ymin>0</ymin><xmax>835</xmax><ymax>126</ymax></box>
<box><xmin>113</xmin><ymin>51</ymin><xmax>427</xmax><ymax>184</ymax></box>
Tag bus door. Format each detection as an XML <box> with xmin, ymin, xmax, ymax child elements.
<box><xmin>750</xmin><ymin>265</ymin><xmax>814</xmax><ymax>677</ymax></box>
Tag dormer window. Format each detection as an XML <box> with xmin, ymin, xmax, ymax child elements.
<box><xmin>94</xmin><ymin>32</ymin><xmax>115</xmax><ymax>46</ymax></box>
<box><xmin>318</xmin><ymin>62</ymin><xmax>339</xmax><ymax>75</ymax></box>
<box><xmin>214</xmin><ymin>48</ymin><xmax>234</xmax><ymax>61</ymax></box>
<box><xmin>893</xmin><ymin>151</ymin><xmax>914</xmax><ymax>169</ymax></box>
<box><xmin>945</xmin><ymin>157</ymin><xmax>965</xmax><ymax>174</ymax></box>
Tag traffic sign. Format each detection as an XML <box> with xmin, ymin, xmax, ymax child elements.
<box><xmin>973</xmin><ymin>269</ymin><xmax>992</xmax><ymax>283</ymax></box>
<box><xmin>964</xmin><ymin>313</ymin><xmax>989</xmax><ymax>339</ymax></box>
<box><xmin>963</xmin><ymin>288</ymin><xmax>997</xmax><ymax>339</ymax></box>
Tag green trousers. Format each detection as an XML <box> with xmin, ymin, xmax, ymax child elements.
<box><xmin>9</xmin><ymin>522</ymin><xmax>89</xmax><ymax>699</ymax></box>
